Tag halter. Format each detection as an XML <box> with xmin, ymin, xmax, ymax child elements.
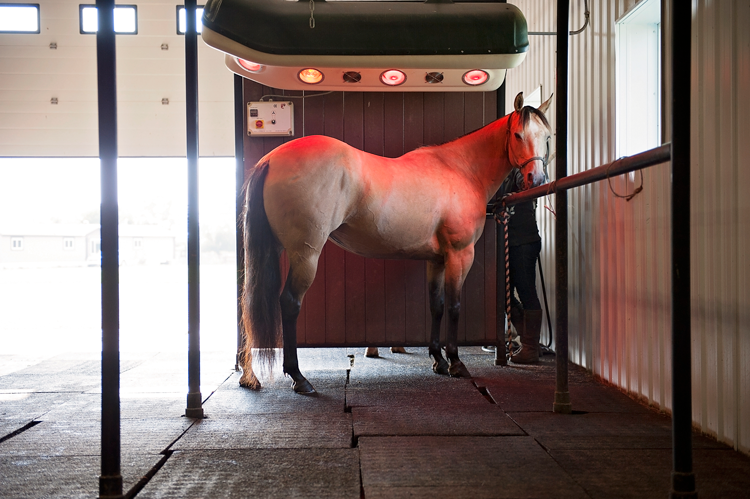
<box><xmin>506</xmin><ymin>111</ymin><xmax>551</xmax><ymax>182</ymax></box>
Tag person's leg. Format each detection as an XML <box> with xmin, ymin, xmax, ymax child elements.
<box><xmin>510</xmin><ymin>241</ymin><xmax>542</xmax><ymax>364</ymax></box>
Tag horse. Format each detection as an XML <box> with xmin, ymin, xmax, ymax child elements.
<box><xmin>239</xmin><ymin>91</ymin><xmax>553</xmax><ymax>394</ymax></box>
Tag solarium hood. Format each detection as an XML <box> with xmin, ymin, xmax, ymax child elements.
<box><xmin>201</xmin><ymin>0</ymin><xmax>529</xmax><ymax>92</ymax></box>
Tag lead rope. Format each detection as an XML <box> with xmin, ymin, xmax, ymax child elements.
<box><xmin>494</xmin><ymin>200</ymin><xmax>513</xmax><ymax>358</ymax></box>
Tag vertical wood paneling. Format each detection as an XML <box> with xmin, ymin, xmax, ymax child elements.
<box><xmin>243</xmin><ymin>82</ymin><xmax>506</xmax><ymax>351</ymax></box>
<box><xmin>363</xmin><ymin>93</ymin><xmax>387</xmax><ymax>345</ymax></box>
<box><xmin>323</xmin><ymin>93</ymin><xmax>347</xmax><ymax>345</ymax></box>
<box><xmin>383</xmin><ymin>93</ymin><xmax>407</xmax><ymax>345</ymax></box>
<box><xmin>343</xmin><ymin>92</ymin><xmax>367</xmax><ymax>345</ymax></box>
<box><xmin>403</xmin><ymin>93</ymin><xmax>429</xmax><ymax>342</ymax></box>
<box><xmin>506</xmin><ymin>0</ymin><xmax>749</xmax><ymax>454</ymax></box>
<box><xmin>302</xmin><ymin>91</ymin><xmax>327</xmax><ymax>345</ymax></box>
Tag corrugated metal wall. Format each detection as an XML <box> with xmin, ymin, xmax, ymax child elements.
<box><xmin>506</xmin><ymin>0</ymin><xmax>750</xmax><ymax>454</ymax></box>
<box><xmin>0</xmin><ymin>0</ymin><xmax>233</xmax><ymax>157</ymax></box>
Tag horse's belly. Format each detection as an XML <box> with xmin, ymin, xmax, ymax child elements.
<box><xmin>328</xmin><ymin>224</ymin><xmax>437</xmax><ymax>261</ymax></box>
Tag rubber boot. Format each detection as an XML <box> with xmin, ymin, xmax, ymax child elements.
<box><xmin>510</xmin><ymin>305</ymin><xmax>524</xmax><ymax>336</ymax></box>
<box><xmin>510</xmin><ymin>309</ymin><xmax>542</xmax><ymax>364</ymax></box>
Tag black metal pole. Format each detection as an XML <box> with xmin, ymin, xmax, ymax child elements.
<box><xmin>184</xmin><ymin>0</ymin><xmax>203</xmax><ymax>419</ymax></box>
<box><xmin>494</xmin><ymin>75</ymin><xmax>507</xmax><ymax>366</ymax></box>
<box><xmin>234</xmin><ymin>74</ymin><xmax>244</xmax><ymax>371</ymax></box>
<box><xmin>504</xmin><ymin>144</ymin><xmax>671</xmax><ymax>207</ymax></box>
<box><xmin>669</xmin><ymin>0</ymin><xmax>695</xmax><ymax>496</ymax></box>
<box><xmin>553</xmin><ymin>0</ymin><xmax>572</xmax><ymax>414</ymax></box>
<box><xmin>96</xmin><ymin>1</ymin><xmax>122</xmax><ymax>497</ymax></box>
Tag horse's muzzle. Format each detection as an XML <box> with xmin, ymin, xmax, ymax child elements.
<box><xmin>524</xmin><ymin>171</ymin><xmax>546</xmax><ymax>190</ymax></box>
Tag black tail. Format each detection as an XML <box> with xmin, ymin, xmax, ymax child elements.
<box><xmin>240</xmin><ymin>160</ymin><xmax>282</xmax><ymax>373</ymax></box>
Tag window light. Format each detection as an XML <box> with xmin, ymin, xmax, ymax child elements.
<box><xmin>80</xmin><ymin>5</ymin><xmax>137</xmax><ymax>34</ymax></box>
<box><xmin>0</xmin><ymin>4</ymin><xmax>40</xmax><ymax>33</ymax></box>
<box><xmin>177</xmin><ymin>6</ymin><xmax>204</xmax><ymax>35</ymax></box>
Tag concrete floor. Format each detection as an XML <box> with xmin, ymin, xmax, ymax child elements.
<box><xmin>1</xmin><ymin>347</ymin><xmax>749</xmax><ymax>498</ymax></box>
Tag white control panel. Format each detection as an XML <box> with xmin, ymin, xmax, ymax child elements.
<box><xmin>247</xmin><ymin>101</ymin><xmax>294</xmax><ymax>137</ymax></box>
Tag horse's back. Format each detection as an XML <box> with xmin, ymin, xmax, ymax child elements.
<box><xmin>259</xmin><ymin>134</ymin><xmax>486</xmax><ymax>262</ymax></box>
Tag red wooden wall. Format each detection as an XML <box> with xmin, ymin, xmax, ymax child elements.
<box><xmin>242</xmin><ymin>80</ymin><xmax>499</xmax><ymax>347</ymax></box>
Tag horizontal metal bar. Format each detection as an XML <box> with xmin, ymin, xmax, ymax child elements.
<box><xmin>502</xmin><ymin>143</ymin><xmax>671</xmax><ymax>207</ymax></box>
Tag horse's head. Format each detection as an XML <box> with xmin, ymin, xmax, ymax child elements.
<box><xmin>506</xmin><ymin>92</ymin><xmax>554</xmax><ymax>190</ymax></box>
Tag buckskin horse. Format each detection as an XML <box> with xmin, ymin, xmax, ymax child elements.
<box><xmin>240</xmin><ymin>92</ymin><xmax>552</xmax><ymax>394</ymax></box>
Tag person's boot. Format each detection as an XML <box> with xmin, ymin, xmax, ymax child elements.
<box><xmin>510</xmin><ymin>309</ymin><xmax>542</xmax><ymax>364</ymax></box>
<box><xmin>509</xmin><ymin>305</ymin><xmax>524</xmax><ymax>348</ymax></box>
<box><xmin>510</xmin><ymin>305</ymin><xmax>524</xmax><ymax>337</ymax></box>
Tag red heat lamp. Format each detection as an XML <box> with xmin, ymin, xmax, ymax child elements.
<box><xmin>380</xmin><ymin>70</ymin><xmax>406</xmax><ymax>86</ymax></box>
<box><xmin>237</xmin><ymin>58</ymin><xmax>262</xmax><ymax>72</ymax></box>
<box><xmin>202</xmin><ymin>0</ymin><xmax>529</xmax><ymax>92</ymax></box>
<box><xmin>462</xmin><ymin>70</ymin><xmax>490</xmax><ymax>86</ymax></box>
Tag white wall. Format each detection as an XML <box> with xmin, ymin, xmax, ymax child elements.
<box><xmin>506</xmin><ymin>0</ymin><xmax>750</xmax><ymax>454</ymax></box>
<box><xmin>0</xmin><ymin>0</ymin><xmax>234</xmax><ymax>157</ymax></box>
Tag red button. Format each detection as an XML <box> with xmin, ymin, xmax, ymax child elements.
<box><xmin>255</xmin><ymin>120</ymin><xmax>264</xmax><ymax>129</ymax></box>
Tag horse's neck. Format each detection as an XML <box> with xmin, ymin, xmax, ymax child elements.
<box><xmin>435</xmin><ymin>114</ymin><xmax>513</xmax><ymax>202</ymax></box>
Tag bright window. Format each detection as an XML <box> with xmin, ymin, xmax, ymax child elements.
<box><xmin>177</xmin><ymin>6</ymin><xmax>204</xmax><ymax>34</ymax></box>
<box><xmin>80</xmin><ymin>4</ymin><xmax>137</xmax><ymax>34</ymax></box>
<box><xmin>0</xmin><ymin>4</ymin><xmax>39</xmax><ymax>33</ymax></box>
<box><xmin>616</xmin><ymin>0</ymin><xmax>661</xmax><ymax>157</ymax></box>
<box><xmin>64</xmin><ymin>238</ymin><xmax>75</xmax><ymax>250</ymax></box>
<box><xmin>11</xmin><ymin>237</ymin><xmax>23</xmax><ymax>250</ymax></box>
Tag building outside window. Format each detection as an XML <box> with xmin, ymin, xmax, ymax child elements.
<box><xmin>11</xmin><ymin>237</ymin><xmax>23</xmax><ymax>250</ymax></box>
<box><xmin>64</xmin><ymin>237</ymin><xmax>75</xmax><ymax>250</ymax></box>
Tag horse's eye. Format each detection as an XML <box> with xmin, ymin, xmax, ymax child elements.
<box><xmin>514</xmin><ymin>132</ymin><xmax>523</xmax><ymax>140</ymax></box>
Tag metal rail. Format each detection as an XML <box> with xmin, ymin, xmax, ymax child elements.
<box><xmin>502</xmin><ymin>144</ymin><xmax>672</xmax><ymax>207</ymax></box>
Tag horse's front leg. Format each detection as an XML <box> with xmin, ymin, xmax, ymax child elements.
<box><xmin>280</xmin><ymin>275</ymin><xmax>316</xmax><ymax>394</ymax></box>
<box><xmin>444</xmin><ymin>248</ymin><xmax>474</xmax><ymax>379</ymax></box>
<box><xmin>427</xmin><ymin>261</ymin><xmax>449</xmax><ymax>375</ymax></box>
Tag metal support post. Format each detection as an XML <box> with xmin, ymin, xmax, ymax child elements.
<box><xmin>185</xmin><ymin>0</ymin><xmax>203</xmax><ymax>419</ymax></box>
<box><xmin>669</xmin><ymin>0</ymin><xmax>696</xmax><ymax>496</ymax></box>
<box><xmin>234</xmin><ymin>74</ymin><xmax>245</xmax><ymax>371</ymax></box>
<box><xmin>494</xmin><ymin>76</ymin><xmax>507</xmax><ymax>365</ymax></box>
<box><xmin>553</xmin><ymin>0</ymin><xmax>572</xmax><ymax>414</ymax></box>
<box><xmin>96</xmin><ymin>0</ymin><xmax>122</xmax><ymax>497</ymax></box>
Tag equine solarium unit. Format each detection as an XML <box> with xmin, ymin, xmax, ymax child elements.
<box><xmin>200</xmin><ymin>0</ymin><xmax>529</xmax><ymax>91</ymax></box>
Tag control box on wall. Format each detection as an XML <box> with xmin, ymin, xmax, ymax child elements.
<box><xmin>247</xmin><ymin>101</ymin><xmax>294</xmax><ymax>137</ymax></box>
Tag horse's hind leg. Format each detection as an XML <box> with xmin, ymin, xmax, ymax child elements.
<box><xmin>280</xmin><ymin>256</ymin><xmax>318</xmax><ymax>394</ymax></box>
<box><xmin>239</xmin><ymin>348</ymin><xmax>261</xmax><ymax>389</ymax></box>
<box><xmin>443</xmin><ymin>249</ymin><xmax>474</xmax><ymax>379</ymax></box>
<box><xmin>427</xmin><ymin>262</ymin><xmax>449</xmax><ymax>375</ymax></box>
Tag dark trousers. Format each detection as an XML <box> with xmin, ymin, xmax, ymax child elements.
<box><xmin>508</xmin><ymin>240</ymin><xmax>542</xmax><ymax>311</ymax></box>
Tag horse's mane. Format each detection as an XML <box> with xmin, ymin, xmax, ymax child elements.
<box><xmin>418</xmin><ymin>105</ymin><xmax>551</xmax><ymax>151</ymax></box>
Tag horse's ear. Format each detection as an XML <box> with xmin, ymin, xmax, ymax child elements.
<box><xmin>514</xmin><ymin>92</ymin><xmax>524</xmax><ymax>112</ymax></box>
<box><xmin>538</xmin><ymin>93</ymin><xmax>554</xmax><ymax>115</ymax></box>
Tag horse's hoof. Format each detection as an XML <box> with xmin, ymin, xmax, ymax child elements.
<box><xmin>432</xmin><ymin>359</ymin><xmax>449</xmax><ymax>375</ymax></box>
<box><xmin>365</xmin><ymin>347</ymin><xmax>379</xmax><ymax>358</ymax></box>
<box><xmin>390</xmin><ymin>346</ymin><xmax>406</xmax><ymax>354</ymax></box>
<box><xmin>292</xmin><ymin>378</ymin><xmax>317</xmax><ymax>395</ymax></box>
<box><xmin>449</xmin><ymin>360</ymin><xmax>472</xmax><ymax>379</ymax></box>
<box><xmin>239</xmin><ymin>375</ymin><xmax>262</xmax><ymax>390</ymax></box>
